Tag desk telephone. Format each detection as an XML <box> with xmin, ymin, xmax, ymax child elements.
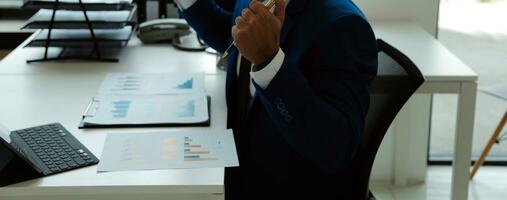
<box><xmin>137</xmin><ymin>18</ymin><xmax>192</xmax><ymax>43</ymax></box>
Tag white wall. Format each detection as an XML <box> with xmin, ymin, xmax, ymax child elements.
<box><xmin>146</xmin><ymin>2</ymin><xmax>180</xmax><ymax>20</ymax></box>
<box><xmin>354</xmin><ymin>0</ymin><xmax>440</xmax><ymax>36</ymax></box>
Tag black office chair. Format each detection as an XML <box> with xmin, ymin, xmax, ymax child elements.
<box><xmin>341</xmin><ymin>39</ymin><xmax>425</xmax><ymax>199</ymax></box>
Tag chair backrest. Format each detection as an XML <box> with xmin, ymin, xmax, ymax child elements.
<box><xmin>342</xmin><ymin>39</ymin><xmax>425</xmax><ymax>199</ymax></box>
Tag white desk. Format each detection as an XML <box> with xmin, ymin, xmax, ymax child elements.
<box><xmin>0</xmin><ymin>37</ymin><xmax>227</xmax><ymax>200</ymax></box>
<box><xmin>0</xmin><ymin>22</ymin><xmax>477</xmax><ymax>200</ymax></box>
<box><xmin>0</xmin><ymin>74</ymin><xmax>228</xmax><ymax>200</ymax></box>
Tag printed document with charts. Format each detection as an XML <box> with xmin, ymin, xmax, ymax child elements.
<box><xmin>79</xmin><ymin>73</ymin><xmax>209</xmax><ymax>128</ymax></box>
<box><xmin>97</xmin><ymin>130</ymin><xmax>239</xmax><ymax>172</ymax></box>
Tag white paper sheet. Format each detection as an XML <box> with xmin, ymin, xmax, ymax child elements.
<box><xmin>97</xmin><ymin>73</ymin><xmax>205</xmax><ymax>95</ymax></box>
<box><xmin>31</xmin><ymin>0</ymin><xmax>131</xmax><ymax>4</ymax></box>
<box><xmin>30</xmin><ymin>9</ymin><xmax>132</xmax><ymax>22</ymax></box>
<box><xmin>83</xmin><ymin>93</ymin><xmax>208</xmax><ymax>125</ymax></box>
<box><xmin>97</xmin><ymin>130</ymin><xmax>239</xmax><ymax>172</ymax></box>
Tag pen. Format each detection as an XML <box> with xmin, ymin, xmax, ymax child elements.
<box><xmin>220</xmin><ymin>0</ymin><xmax>277</xmax><ymax>62</ymax></box>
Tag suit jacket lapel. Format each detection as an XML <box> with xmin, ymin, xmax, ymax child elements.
<box><xmin>226</xmin><ymin>0</ymin><xmax>253</xmax><ymax>129</ymax></box>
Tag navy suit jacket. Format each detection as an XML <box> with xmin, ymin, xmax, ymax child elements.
<box><xmin>180</xmin><ymin>0</ymin><xmax>378</xmax><ymax>199</ymax></box>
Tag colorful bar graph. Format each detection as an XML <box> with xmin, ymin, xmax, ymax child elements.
<box><xmin>182</xmin><ymin>136</ymin><xmax>219</xmax><ymax>162</ymax></box>
<box><xmin>184</xmin><ymin>155</ymin><xmax>200</xmax><ymax>159</ymax></box>
<box><xmin>184</xmin><ymin>151</ymin><xmax>210</xmax><ymax>155</ymax></box>
<box><xmin>184</xmin><ymin>145</ymin><xmax>201</xmax><ymax>148</ymax></box>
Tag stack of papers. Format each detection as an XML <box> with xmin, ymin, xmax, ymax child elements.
<box><xmin>28</xmin><ymin>26</ymin><xmax>134</xmax><ymax>48</ymax></box>
<box><xmin>22</xmin><ymin>0</ymin><xmax>134</xmax><ymax>10</ymax></box>
<box><xmin>97</xmin><ymin>130</ymin><xmax>239</xmax><ymax>172</ymax></box>
<box><xmin>23</xmin><ymin>9</ymin><xmax>133</xmax><ymax>29</ymax></box>
<box><xmin>20</xmin><ymin>0</ymin><xmax>136</xmax><ymax>61</ymax></box>
<box><xmin>80</xmin><ymin>73</ymin><xmax>210</xmax><ymax>128</ymax></box>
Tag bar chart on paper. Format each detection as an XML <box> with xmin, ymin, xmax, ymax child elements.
<box><xmin>80</xmin><ymin>72</ymin><xmax>210</xmax><ymax>128</ymax></box>
<box><xmin>111</xmin><ymin>100</ymin><xmax>131</xmax><ymax>118</ymax></box>
<box><xmin>98</xmin><ymin>130</ymin><xmax>239</xmax><ymax>172</ymax></box>
<box><xmin>177</xmin><ymin>78</ymin><xmax>193</xmax><ymax>89</ymax></box>
<box><xmin>97</xmin><ymin>73</ymin><xmax>205</xmax><ymax>95</ymax></box>
<box><xmin>183</xmin><ymin>136</ymin><xmax>219</xmax><ymax>162</ymax></box>
<box><xmin>82</xmin><ymin>93</ymin><xmax>208</xmax><ymax>126</ymax></box>
<box><xmin>112</xmin><ymin>76</ymin><xmax>142</xmax><ymax>92</ymax></box>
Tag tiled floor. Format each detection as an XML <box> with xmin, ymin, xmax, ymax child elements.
<box><xmin>371</xmin><ymin>166</ymin><xmax>507</xmax><ymax>200</ymax></box>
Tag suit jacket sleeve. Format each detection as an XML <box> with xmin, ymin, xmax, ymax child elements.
<box><xmin>179</xmin><ymin>0</ymin><xmax>233</xmax><ymax>52</ymax></box>
<box><xmin>253</xmin><ymin>15</ymin><xmax>378</xmax><ymax>174</ymax></box>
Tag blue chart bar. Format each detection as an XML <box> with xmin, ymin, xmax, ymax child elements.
<box><xmin>120</xmin><ymin>83</ymin><xmax>140</xmax><ymax>87</ymax></box>
<box><xmin>114</xmin><ymin>76</ymin><xmax>142</xmax><ymax>91</ymax></box>
<box><xmin>176</xmin><ymin>78</ymin><xmax>193</xmax><ymax>89</ymax></box>
<box><xmin>112</xmin><ymin>100</ymin><xmax>131</xmax><ymax>118</ymax></box>
<box><xmin>177</xmin><ymin>100</ymin><xmax>195</xmax><ymax>117</ymax></box>
<box><xmin>114</xmin><ymin>84</ymin><xmax>141</xmax><ymax>91</ymax></box>
<box><xmin>119</xmin><ymin>79</ymin><xmax>141</xmax><ymax>83</ymax></box>
<box><xmin>184</xmin><ymin>155</ymin><xmax>200</xmax><ymax>159</ymax></box>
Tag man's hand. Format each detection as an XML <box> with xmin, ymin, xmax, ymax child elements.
<box><xmin>232</xmin><ymin>0</ymin><xmax>286</xmax><ymax>66</ymax></box>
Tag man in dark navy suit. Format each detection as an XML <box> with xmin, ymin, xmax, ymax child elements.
<box><xmin>174</xmin><ymin>0</ymin><xmax>378</xmax><ymax>199</ymax></box>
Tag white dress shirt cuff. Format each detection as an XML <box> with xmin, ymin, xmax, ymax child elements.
<box><xmin>174</xmin><ymin>0</ymin><xmax>198</xmax><ymax>10</ymax></box>
<box><xmin>251</xmin><ymin>49</ymin><xmax>285</xmax><ymax>89</ymax></box>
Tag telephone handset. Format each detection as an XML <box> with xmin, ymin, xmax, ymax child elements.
<box><xmin>137</xmin><ymin>18</ymin><xmax>192</xmax><ymax>43</ymax></box>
